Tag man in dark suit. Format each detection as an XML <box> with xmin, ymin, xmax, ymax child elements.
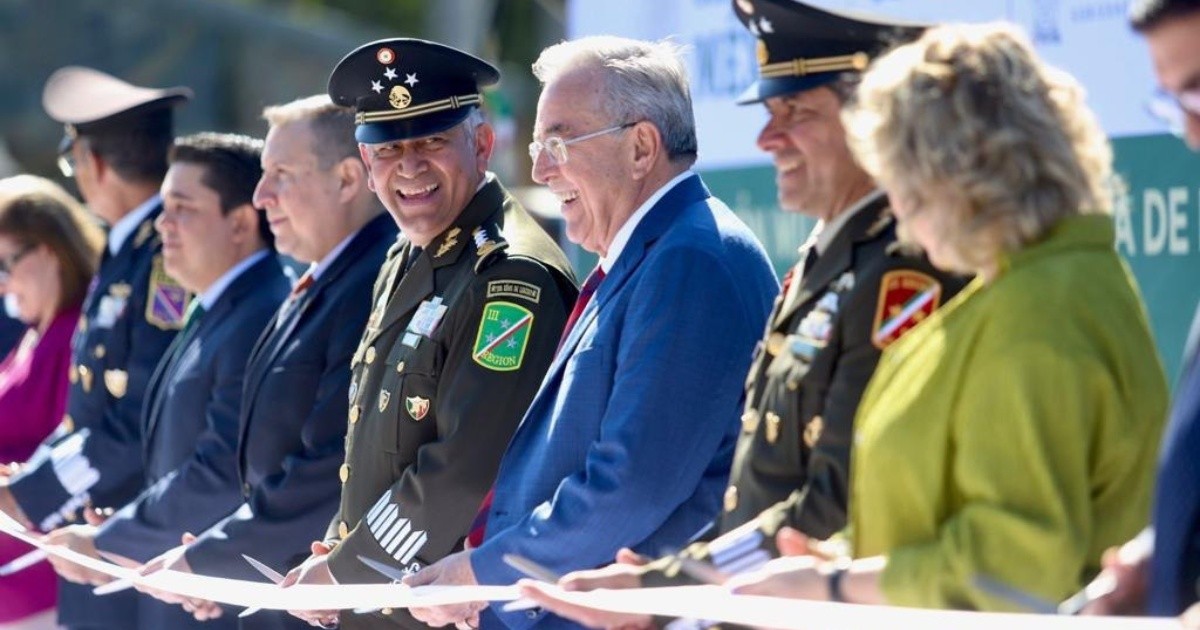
<box><xmin>0</xmin><ymin>66</ymin><xmax>190</xmax><ymax>630</ymax></box>
<box><xmin>43</xmin><ymin>132</ymin><xmax>289</xmax><ymax>630</ymax></box>
<box><xmin>282</xmin><ymin>39</ymin><xmax>578</xmax><ymax>630</ymax></box>
<box><xmin>1081</xmin><ymin>0</ymin><xmax>1200</xmax><ymax>622</ymax></box>
<box><xmin>406</xmin><ymin>35</ymin><xmax>779</xmax><ymax>630</ymax></box>
<box><xmin>135</xmin><ymin>95</ymin><xmax>396</xmax><ymax>630</ymax></box>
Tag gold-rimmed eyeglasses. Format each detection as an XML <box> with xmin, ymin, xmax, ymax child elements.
<box><xmin>528</xmin><ymin>122</ymin><xmax>637</xmax><ymax>166</ymax></box>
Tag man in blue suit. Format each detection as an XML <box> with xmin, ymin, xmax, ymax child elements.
<box><xmin>1080</xmin><ymin>0</ymin><xmax>1200</xmax><ymax>623</ymax></box>
<box><xmin>136</xmin><ymin>95</ymin><xmax>396</xmax><ymax>630</ymax></box>
<box><xmin>0</xmin><ymin>66</ymin><xmax>190</xmax><ymax>630</ymax></box>
<box><xmin>407</xmin><ymin>36</ymin><xmax>778</xmax><ymax>630</ymax></box>
<box><xmin>43</xmin><ymin>132</ymin><xmax>289</xmax><ymax>629</ymax></box>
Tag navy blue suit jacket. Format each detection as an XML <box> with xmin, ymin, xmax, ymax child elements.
<box><xmin>85</xmin><ymin>252</ymin><xmax>287</xmax><ymax>630</ymax></box>
<box><xmin>1149</xmin><ymin>348</ymin><xmax>1200</xmax><ymax>615</ymax></box>
<box><xmin>471</xmin><ymin>174</ymin><xmax>778</xmax><ymax>630</ymax></box>
<box><xmin>184</xmin><ymin>215</ymin><xmax>396</xmax><ymax>630</ymax></box>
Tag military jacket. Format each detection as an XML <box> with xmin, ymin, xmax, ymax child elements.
<box><xmin>9</xmin><ymin>201</ymin><xmax>183</xmax><ymax>530</ymax></box>
<box><xmin>643</xmin><ymin>191</ymin><xmax>967</xmax><ymax>588</ymax></box>
<box><xmin>326</xmin><ymin>179</ymin><xmax>576</xmax><ymax>629</ymax></box>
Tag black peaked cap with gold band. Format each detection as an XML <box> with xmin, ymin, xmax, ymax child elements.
<box><xmin>328</xmin><ymin>38</ymin><xmax>500</xmax><ymax>144</ymax></box>
<box><xmin>42</xmin><ymin>66</ymin><xmax>192</xmax><ymax>154</ymax></box>
<box><xmin>732</xmin><ymin>0</ymin><xmax>926</xmax><ymax>104</ymax></box>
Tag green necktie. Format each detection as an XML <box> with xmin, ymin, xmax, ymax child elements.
<box><xmin>181</xmin><ymin>300</ymin><xmax>206</xmax><ymax>338</ymax></box>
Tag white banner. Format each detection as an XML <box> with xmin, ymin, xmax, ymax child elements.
<box><xmin>567</xmin><ymin>0</ymin><xmax>1165</xmax><ymax>170</ymax></box>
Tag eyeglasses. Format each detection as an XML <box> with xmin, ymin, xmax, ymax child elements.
<box><xmin>0</xmin><ymin>245</ymin><xmax>34</xmax><ymax>282</ymax></box>
<box><xmin>1145</xmin><ymin>87</ymin><xmax>1200</xmax><ymax>137</ymax></box>
<box><xmin>528</xmin><ymin>122</ymin><xmax>637</xmax><ymax>166</ymax></box>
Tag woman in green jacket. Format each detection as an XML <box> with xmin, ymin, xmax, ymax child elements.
<box><xmin>727</xmin><ymin>21</ymin><xmax>1169</xmax><ymax>611</ymax></box>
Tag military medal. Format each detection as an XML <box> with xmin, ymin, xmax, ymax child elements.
<box><xmin>405</xmin><ymin>396</ymin><xmax>430</xmax><ymax>421</ymax></box>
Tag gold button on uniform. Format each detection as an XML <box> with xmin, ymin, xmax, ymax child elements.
<box><xmin>365</xmin><ymin>347</ymin><xmax>376</xmax><ymax>364</ymax></box>
<box><xmin>93</xmin><ymin>345</ymin><xmax>106</xmax><ymax>359</ymax></box>
<box><xmin>79</xmin><ymin>366</ymin><xmax>92</xmax><ymax>392</ymax></box>
<box><xmin>804</xmin><ymin>415</ymin><xmax>824</xmax><ymax>448</ymax></box>
<box><xmin>339</xmin><ymin>464</ymin><xmax>350</xmax><ymax>483</ymax></box>
<box><xmin>765</xmin><ymin>412</ymin><xmax>781</xmax><ymax>444</ymax></box>
<box><xmin>338</xmin><ymin>521</ymin><xmax>349</xmax><ymax>538</ymax></box>
<box><xmin>724</xmin><ymin>486</ymin><xmax>738</xmax><ymax>513</ymax></box>
<box><xmin>381</xmin><ymin>608</ymin><xmax>394</xmax><ymax>616</ymax></box>
<box><xmin>396</xmin><ymin>361</ymin><xmax>405</xmax><ymax>373</ymax></box>
<box><xmin>349</xmin><ymin>405</ymin><xmax>360</xmax><ymax>424</ymax></box>
<box><xmin>766</xmin><ymin>332</ymin><xmax>786</xmax><ymax>357</ymax></box>
<box><xmin>741</xmin><ymin>410</ymin><xmax>760</xmax><ymax>433</ymax></box>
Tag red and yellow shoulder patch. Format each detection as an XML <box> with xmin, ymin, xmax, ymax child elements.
<box><xmin>871</xmin><ymin>270</ymin><xmax>941</xmax><ymax>350</ymax></box>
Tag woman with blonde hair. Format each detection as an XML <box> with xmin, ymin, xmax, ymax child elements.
<box><xmin>726</xmin><ymin>22</ymin><xmax>1169</xmax><ymax>611</ymax></box>
<box><xmin>0</xmin><ymin>174</ymin><xmax>103</xmax><ymax>629</ymax></box>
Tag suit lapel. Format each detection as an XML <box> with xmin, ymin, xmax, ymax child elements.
<box><xmin>368</xmin><ymin>183</ymin><xmax>503</xmax><ymax>347</ymax></box>
<box><xmin>144</xmin><ymin>254</ymin><xmax>273</xmax><ymax>448</ymax></box>
<box><xmin>775</xmin><ymin>192</ymin><xmax>889</xmax><ymax>327</ymax></box>
<box><xmin>534</xmin><ymin>174</ymin><xmax>710</xmax><ymax>399</ymax></box>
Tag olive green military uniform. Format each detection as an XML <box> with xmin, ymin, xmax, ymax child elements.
<box><xmin>644</xmin><ymin>191</ymin><xmax>967</xmax><ymax>587</ymax></box>
<box><xmin>325</xmin><ymin>178</ymin><xmax>576</xmax><ymax>628</ymax></box>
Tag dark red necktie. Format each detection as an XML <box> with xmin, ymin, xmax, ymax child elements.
<box><xmin>557</xmin><ymin>266</ymin><xmax>605</xmax><ymax>350</ymax></box>
<box><xmin>290</xmin><ymin>270</ymin><xmax>315</xmax><ymax>299</ymax></box>
<box><xmin>465</xmin><ymin>266</ymin><xmax>605</xmax><ymax>548</ymax></box>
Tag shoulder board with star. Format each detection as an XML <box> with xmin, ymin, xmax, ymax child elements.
<box><xmin>472</xmin><ymin>223</ymin><xmax>509</xmax><ymax>274</ymax></box>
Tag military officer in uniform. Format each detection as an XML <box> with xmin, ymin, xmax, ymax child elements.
<box><xmin>282</xmin><ymin>39</ymin><xmax>577</xmax><ymax>630</ymax></box>
<box><xmin>515</xmin><ymin>2</ymin><xmax>968</xmax><ymax>626</ymax></box>
<box><xmin>0</xmin><ymin>66</ymin><xmax>189</xmax><ymax>630</ymax></box>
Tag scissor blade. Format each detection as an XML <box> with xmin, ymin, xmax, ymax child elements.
<box><xmin>357</xmin><ymin>555</ymin><xmax>407</xmax><ymax>583</ymax></box>
<box><xmin>242</xmin><ymin>554</ymin><xmax>285</xmax><ymax>584</ymax></box>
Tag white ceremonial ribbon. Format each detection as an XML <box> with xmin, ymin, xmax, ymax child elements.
<box><xmin>527</xmin><ymin>584</ymin><xmax>1180</xmax><ymax>630</ymax></box>
<box><xmin>0</xmin><ymin>515</ymin><xmax>1179</xmax><ymax>626</ymax></box>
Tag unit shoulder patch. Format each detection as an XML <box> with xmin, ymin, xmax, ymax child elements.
<box><xmin>486</xmin><ymin>279</ymin><xmax>541</xmax><ymax>304</ymax></box>
<box><xmin>871</xmin><ymin>270</ymin><xmax>941</xmax><ymax>350</ymax></box>
<box><xmin>472</xmin><ymin>300</ymin><xmax>534</xmax><ymax>372</ymax></box>
<box><xmin>145</xmin><ymin>256</ymin><xmax>190</xmax><ymax>330</ymax></box>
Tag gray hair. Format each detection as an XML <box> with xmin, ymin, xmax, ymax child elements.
<box><xmin>532</xmin><ymin>35</ymin><xmax>698</xmax><ymax>164</ymax></box>
<box><xmin>262</xmin><ymin>94</ymin><xmax>358</xmax><ymax>169</ymax></box>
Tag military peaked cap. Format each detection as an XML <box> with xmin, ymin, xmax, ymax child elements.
<box><xmin>42</xmin><ymin>66</ymin><xmax>191</xmax><ymax>151</ymax></box>
<box><xmin>732</xmin><ymin>0</ymin><xmax>926</xmax><ymax>104</ymax></box>
<box><xmin>328</xmin><ymin>38</ymin><xmax>500</xmax><ymax>144</ymax></box>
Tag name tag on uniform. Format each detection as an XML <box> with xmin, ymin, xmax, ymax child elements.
<box><xmin>408</xmin><ymin>297</ymin><xmax>447</xmax><ymax>338</ymax></box>
<box><xmin>95</xmin><ymin>295</ymin><xmax>127</xmax><ymax>329</ymax></box>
